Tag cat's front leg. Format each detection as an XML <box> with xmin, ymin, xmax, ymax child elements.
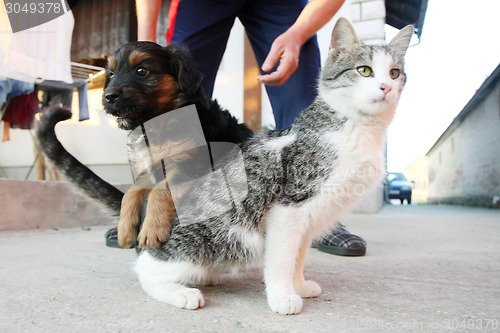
<box><xmin>263</xmin><ymin>206</ymin><xmax>304</xmax><ymax>315</ymax></box>
<box><xmin>293</xmin><ymin>236</ymin><xmax>322</xmax><ymax>298</ymax></box>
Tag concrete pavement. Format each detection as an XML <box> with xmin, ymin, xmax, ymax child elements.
<box><xmin>1</xmin><ymin>204</ymin><xmax>499</xmax><ymax>332</ymax></box>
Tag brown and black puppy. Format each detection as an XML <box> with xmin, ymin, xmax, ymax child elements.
<box><xmin>102</xmin><ymin>42</ymin><xmax>200</xmax><ymax>130</ymax></box>
<box><xmin>36</xmin><ymin>42</ymin><xmax>253</xmax><ymax>248</ymax></box>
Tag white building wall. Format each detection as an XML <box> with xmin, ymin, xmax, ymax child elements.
<box><xmin>351</xmin><ymin>0</ymin><xmax>386</xmax><ymax>45</ymax></box>
<box><xmin>428</xmin><ymin>78</ymin><xmax>500</xmax><ymax>206</ymax></box>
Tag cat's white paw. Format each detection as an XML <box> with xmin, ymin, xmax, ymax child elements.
<box><xmin>268</xmin><ymin>294</ymin><xmax>303</xmax><ymax>315</ymax></box>
<box><xmin>171</xmin><ymin>287</ymin><xmax>205</xmax><ymax>310</ymax></box>
<box><xmin>296</xmin><ymin>280</ymin><xmax>322</xmax><ymax>298</ymax></box>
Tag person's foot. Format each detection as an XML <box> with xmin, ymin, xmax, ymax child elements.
<box><xmin>312</xmin><ymin>224</ymin><xmax>366</xmax><ymax>256</ymax></box>
<box><xmin>105</xmin><ymin>227</ymin><xmax>119</xmax><ymax>248</ymax></box>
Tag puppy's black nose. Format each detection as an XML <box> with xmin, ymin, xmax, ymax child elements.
<box><xmin>105</xmin><ymin>90</ymin><xmax>120</xmax><ymax>103</ymax></box>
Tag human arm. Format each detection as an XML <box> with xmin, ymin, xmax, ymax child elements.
<box><xmin>136</xmin><ymin>0</ymin><xmax>162</xmax><ymax>42</ymax></box>
<box><xmin>257</xmin><ymin>0</ymin><xmax>345</xmax><ymax>86</ymax></box>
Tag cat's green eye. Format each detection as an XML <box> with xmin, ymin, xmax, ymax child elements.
<box><xmin>357</xmin><ymin>66</ymin><xmax>373</xmax><ymax>77</ymax></box>
<box><xmin>390</xmin><ymin>69</ymin><xmax>400</xmax><ymax>79</ymax></box>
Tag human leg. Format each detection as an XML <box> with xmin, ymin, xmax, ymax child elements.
<box><xmin>168</xmin><ymin>0</ymin><xmax>241</xmax><ymax>97</ymax></box>
<box><xmin>238</xmin><ymin>0</ymin><xmax>320</xmax><ymax>129</ymax></box>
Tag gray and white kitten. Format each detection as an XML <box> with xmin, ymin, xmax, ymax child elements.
<box><xmin>135</xmin><ymin>18</ymin><xmax>413</xmax><ymax>315</ymax></box>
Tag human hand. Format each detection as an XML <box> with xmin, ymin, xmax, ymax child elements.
<box><xmin>257</xmin><ymin>30</ymin><xmax>303</xmax><ymax>86</ymax></box>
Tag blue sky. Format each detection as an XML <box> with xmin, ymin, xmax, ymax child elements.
<box><xmin>386</xmin><ymin>0</ymin><xmax>500</xmax><ymax>171</ymax></box>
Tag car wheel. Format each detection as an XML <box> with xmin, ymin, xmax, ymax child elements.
<box><xmin>400</xmin><ymin>198</ymin><xmax>404</xmax><ymax>204</ymax></box>
<box><xmin>407</xmin><ymin>198</ymin><xmax>412</xmax><ymax>204</ymax></box>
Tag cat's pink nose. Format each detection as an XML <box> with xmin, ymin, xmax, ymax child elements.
<box><xmin>380</xmin><ymin>83</ymin><xmax>392</xmax><ymax>96</ymax></box>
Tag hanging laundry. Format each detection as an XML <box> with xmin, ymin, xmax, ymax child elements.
<box><xmin>2</xmin><ymin>89</ymin><xmax>39</xmax><ymax>130</ymax></box>
<box><xmin>38</xmin><ymin>79</ymin><xmax>89</xmax><ymax>121</ymax></box>
<box><xmin>0</xmin><ymin>5</ymin><xmax>74</xmax><ymax>83</ymax></box>
<box><xmin>2</xmin><ymin>121</ymin><xmax>10</xmax><ymax>142</ymax></box>
<box><xmin>0</xmin><ymin>78</ymin><xmax>35</xmax><ymax>107</ymax></box>
<box><xmin>0</xmin><ymin>79</ymin><xmax>13</xmax><ymax>107</ymax></box>
<box><xmin>77</xmin><ymin>83</ymin><xmax>89</xmax><ymax>121</ymax></box>
<box><xmin>41</xmin><ymin>88</ymin><xmax>73</xmax><ymax>109</ymax></box>
<box><xmin>1</xmin><ymin>79</ymin><xmax>36</xmax><ymax>141</ymax></box>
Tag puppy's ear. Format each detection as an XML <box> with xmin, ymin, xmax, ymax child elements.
<box><xmin>177</xmin><ymin>58</ymin><xmax>204</xmax><ymax>97</ymax></box>
<box><xmin>166</xmin><ymin>45</ymin><xmax>204</xmax><ymax>97</ymax></box>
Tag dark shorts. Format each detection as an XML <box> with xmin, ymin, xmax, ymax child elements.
<box><xmin>167</xmin><ymin>0</ymin><xmax>321</xmax><ymax>129</ymax></box>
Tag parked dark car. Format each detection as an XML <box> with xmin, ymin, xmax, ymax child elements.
<box><xmin>387</xmin><ymin>172</ymin><xmax>412</xmax><ymax>204</ymax></box>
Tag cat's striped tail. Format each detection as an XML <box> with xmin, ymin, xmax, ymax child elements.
<box><xmin>35</xmin><ymin>104</ymin><xmax>123</xmax><ymax>215</ymax></box>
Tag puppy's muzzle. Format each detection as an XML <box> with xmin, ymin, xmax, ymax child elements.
<box><xmin>105</xmin><ymin>88</ymin><xmax>120</xmax><ymax>104</ymax></box>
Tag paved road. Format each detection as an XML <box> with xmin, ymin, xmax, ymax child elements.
<box><xmin>1</xmin><ymin>205</ymin><xmax>499</xmax><ymax>332</ymax></box>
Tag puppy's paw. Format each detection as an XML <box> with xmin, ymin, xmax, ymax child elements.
<box><xmin>295</xmin><ymin>280</ymin><xmax>321</xmax><ymax>298</ymax></box>
<box><xmin>117</xmin><ymin>220</ymin><xmax>138</xmax><ymax>249</ymax></box>
<box><xmin>137</xmin><ymin>219</ymin><xmax>170</xmax><ymax>248</ymax></box>
<box><xmin>268</xmin><ymin>294</ymin><xmax>303</xmax><ymax>315</ymax></box>
<box><xmin>171</xmin><ymin>288</ymin><xmax>205</xmax><ymax>310</ymax></box>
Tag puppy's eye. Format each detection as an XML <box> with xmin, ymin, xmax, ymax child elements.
<box><xmin>136</xmin><ymin>67</ymin><xmax>149</xmax><ymax>77</ymax></box>
<box><xmin>357</xmin><ymin>66</ymin><xmax>373</xmax><ymax>77</ymax></box>
<box><xmin>390</xmin><ymin>68</ymin><xmax>400</xmax><ymax>79</ymax></box>
<box><xmin>108</xmin><ymin>71</ymin><xmax>114</xmax><ymax>79</ymax></box>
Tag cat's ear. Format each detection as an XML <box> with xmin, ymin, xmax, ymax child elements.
<box><xmin>329</xmin><ymin>18</ymin><xmax>360</xmax><ymax>57</ymax></box>
<box><xmin>387</xmin><ymin>25</ymin><xmax>414</xmax><ymax>60</ymax></box>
